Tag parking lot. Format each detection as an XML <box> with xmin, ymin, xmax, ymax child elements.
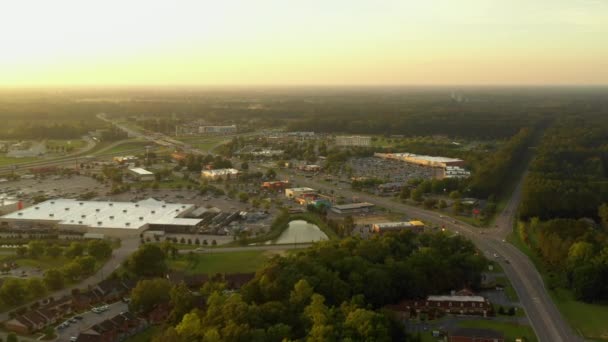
<box><xmin>55</xmin><ymin>301</ymin><xmax>128</xmax><ymax>342</ymax></box>
<box><xmin>348</xmin><ymin>157</ymin><xmax>438</xmax><ymax>182</ymax></box>
<box><xmin>0</xmin><ymin>175</ymin><xmax>104</xmax><ymax>203</ymax></box>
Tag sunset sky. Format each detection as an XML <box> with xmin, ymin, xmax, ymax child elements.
<box><xmin>1</xmin><ymin>0</ymin><xmax>607</xmax><ymax>86</ymax></box>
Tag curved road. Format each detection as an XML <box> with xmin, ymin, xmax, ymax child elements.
<box><xmin>281</xmin><ymin>170</ymin><xmax>582</xmax><ymax>342</ymax></box>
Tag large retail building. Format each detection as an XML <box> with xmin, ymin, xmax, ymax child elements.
<box><xmin>0</xmin><ymin>198</ymin><xmax>202</xmax><ymax>237</ymax></box>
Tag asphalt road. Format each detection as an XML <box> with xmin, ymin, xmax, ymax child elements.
<box><xmin>55</xmin><ymin>301</ymin><xmax>129</xmax><ymax>342</ymax></box>
<box><xmin>282</xmin><ymin>171</ymin><xmax>582</xmax><ymax>342</ymax></box>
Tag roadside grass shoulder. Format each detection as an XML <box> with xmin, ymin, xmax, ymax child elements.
<box><xmin>457</xmin><ymin>319</ymin><xmax>537</xmax><ymax>342</ymax></box>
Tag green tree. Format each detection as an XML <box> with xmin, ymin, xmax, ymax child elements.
<box><xmin>124</xmin><ymin>244</ymin><xmax>167</xmax><ymax>277</ymax></box>
<box><xmin>599</xmin><ymin>203</ymin><xmax>608</xmax><ymax>230</ymax></box>
<box><xmin>176</xmin><ymin>312</ymin><xmax>202</xmax><ymax>340</ymax></box>
<box><xmin>410</xmin><ymin>188</ymin><xmax>423</xmax><ymax>202</ymax></box>
<box><xmin>16</xmin><ymin>246</ymin><xmax>27</xmax><ymax>258</ymax></box>
<box><xmin>449</xmin><ymin>190</ymin><xmax>461</xmax><ymax>199</ymax></box>
<box><xmin>0</xmin><ymin>279</ymin><xmax>27</xmax><ymax>305</ymax></box>
<box><xmin>26</xmin><ymin>278</ymin><xmax>47</xmax><ymax>299</ymax></box>
<box><xmin>43</xmin><ymin>269</ymin><xmax>64</xmax><ymax>290</ymax></box>
<box><xmin>399</xmin><ymin>187</ymin><xmax>410</xmax><ymax>200</ymax></box>
<box><xmin>169</xmin><ymin>283</ymin><xmax>195</xmax><ymax>323</ymax></box>
<box><xmin>6</xmin><ymin>333</ymin><xmax>17</xmax><ymax>342</ymax></box>
<box><xmin>46</xmin><ymin>245</ymin><xmax>63</xmax><ymax>258</ymax></box>
<box><xmin>64</xmin><ymin>242</ymin><xmax>84</xmax><ymax>258</ymax></box>
<box><xmin>76</xmin><ymin>256</ymin><xmax>97</xmax><ymax>275</ymax></box>
<box><xmin>28</xmin><ymin>240</ymin><xmax>45</xmax><ymax>259</ymax></box>
<box><xmin>87</xmin><ymin>239</ymin><xmax>113</xmax><ymax>260</ymax></box>
<box><xmin>131</xmin><ymin>278</ymin><xmax>172</xmax><ymax>314</ymax></box>
<box><xmin>265</xmin><ymin>168</ymin><xmax>277</xmax><ymax>180</ymax></box>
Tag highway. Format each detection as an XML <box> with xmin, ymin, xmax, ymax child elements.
<box><xmin>279</xmin><ymin>170</ymin><xmax>582</xmax><ymax>342</ymax></box>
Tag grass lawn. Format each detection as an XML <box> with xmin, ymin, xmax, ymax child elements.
<box><xmin>458</xmin><ymin>319</ymin><xmax>537</xmax><ymax>342</ymax></box>
<box><xmin>0</xmin><ymin>154</ymin><xmax>38</xmax><ymax>166</ymax></box>
<box><xmin>1</xmin><ymin>255</ymin><xmax>71</xmax><ymax>270</ymax></box>
<box><xmin>123</xmin><ymin>326</ymin><xmax>162</xmax><ymax>342</ymax></box>
<box><xmin>167</xmin><ymin>250</ymin><xmax>270</xmax><ymax>275</ymax></box>
<box><xmin>551</xmin><ymin>288</ymin><xmax>608</xmax><ymax>340</ymax></box>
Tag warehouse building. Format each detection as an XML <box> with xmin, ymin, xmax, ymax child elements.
<box><xmin>374</xmin><ymin>152</ymin><xmax>465</xmax><ymax>168</ymax></box>
<box><xmin>285</xmin><ymin>187</ymin><xmax>316</xmax><ymax>199</ymax></box>
<box><xmin>0</xmin><ymin>198</ymin><xmax>202</xmax><ymax>237</ymax></box>
<box><xmin>372</xmin><ymin>221</ymin><xmax>425</xmax><ymax>234</ymax></box>
<box><xmin>128</xmin><ymin>168</ymin><xmax>155</xmax><ymax>181</ymax></box>
<box><xmin>330</xmin><ymin>202</ymin><xmax>375</xmax><ymax>215</ymax></box>
<box><xmin>336</xmin><ymin>135</ymin><xmax>372</xmax><ymax>147</ymax></box>
<box><xmin>201</xmin><ymin>168</ymin><xmax>240</xmax><ymax>181</ymax></box>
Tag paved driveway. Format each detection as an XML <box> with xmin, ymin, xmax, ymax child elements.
<box><xmin>55</xmin><ymin>301</ymin><xmax>129</xmax><ymax>342</ymax></box>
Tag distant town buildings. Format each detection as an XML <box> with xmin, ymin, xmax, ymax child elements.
<box><xmin>201</xmin><ymin>168</ymin><xmax>240</xmax><ymax>181</ymax></box>
<box><xmin>335</xmin><ymin>135</ymin><xmax>372</xmax><ymax>147</ymax></box>
<box><xmin>198</xmin><ymin>125</ymin><xmax>237</xmax><ymax>135</ymax></box>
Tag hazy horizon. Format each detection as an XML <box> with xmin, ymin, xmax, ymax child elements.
<box><xmin>1</xmin><ymin>0</ymin><xmax>607</xmax><ymax>87</ymax></box>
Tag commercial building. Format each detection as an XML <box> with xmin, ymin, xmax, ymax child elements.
<box><xmin>443</xmin><ymin>166</ymin><xmax>471</xmax><ymax>179</ymax></box>
<box><xmin>198</xmin><ymin>125</ymin><xmax>237</xmax><ymax>134</ymax></box>
<box><xmin>330</xmin><ymin>202</ymin><xmax>375</xmax><ymax>215</ymax></box>
<box><xmin>0</xmin><ymin>198</ymin><xmax>202</xmax><ymax>237</ymax></box>
<box><xmin>372</xmin><ymin>221</ymin><xmax>425</xmax><ymax>234</ymax></box>
<box><xmin>201</xmin><ymin>168</ymin><xmax>240</xmax><ymax>181</ymax></box>
<box><xmin>262</xmin><ymin>181</ymin><xmax>289</xmax><ymax>191</ymax></box>
<box><xmin>128</xmin><ymin>168</ymin><xmax>155</xmax><ymax>181</ymax></box>
<box><xmin>374</xmin><ymin>152</ymin><xmax>465</xmax><ymax>168</ymax></box>
<box><xmin>336</xmin><ymin>135</ymin><xmax>372</xmax><ymax>147</ymax></box>
<box><xmin>285</xmin><ymin>187</ymin><xmax>316</xmax><ymax>199</ymax></box>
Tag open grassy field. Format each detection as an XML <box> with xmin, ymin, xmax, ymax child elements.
<box><xmin>167</xmin><ymin>250</ymin><xmax>271</xmax><ymax>275</ymax></box>
<box><xmin>0</xmin><ymin>255</ymin><xmax>71</xmax><ymax>270</ymax></box>
<box><xmin>0</xmin><ymin>154</ymin><xmax>38</xmax><ymax>166</ymax></box>
<box><xmin>457</xmin><ymin>319</ymin><xmax>537</xmax><ymax>342</ymax></box>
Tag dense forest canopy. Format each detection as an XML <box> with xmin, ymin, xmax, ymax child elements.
<box><xmin>520</xmin><ymin>112</ymin><xmax>608</xmax><ymax>220</ymax></box>
<box><xmin>4</xmin><ymin>87</ymin><xmax>606</xmax><ymax>140</ymax></box>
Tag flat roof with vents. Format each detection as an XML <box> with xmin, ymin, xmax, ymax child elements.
<box><xmin>1</xmin><ymin>198</ymin><xmax>201</xmax><ymax>230</ymax></box>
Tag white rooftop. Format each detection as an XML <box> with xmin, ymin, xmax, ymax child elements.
<box><xmin>129</xmin><ymin>168</ymin><xmax>154</xmax><ymax>175</ymax></box>
<box><xmin>1</xmin><ymin>198</ymin><xmax>201</xmax><ymax>230</ymax></box>
<box><xmin>202</xmin><ymin>168</ymin><xmax>240</xmax><ymax>176</ymax></box>
<box><xmin>376</xmin><ymin>152</ymin><xmax>462</xmax><ymax>163</ymax></box>
<box><xmin>427</xmin><ymin>295</ymin><xmax>485</xmax><ymax>303</ymax></box>
<box><xmin>286</xmin><ymin>187</ymin><xmax>315</xmax><ymax>192</ymax></box>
